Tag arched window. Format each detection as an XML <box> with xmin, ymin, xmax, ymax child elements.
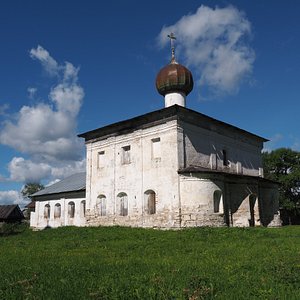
<box><xmin>54</xmin><ymin>203</ymin><xmax>61</xmax><ymax>218</ymax></box>
<box><xmin>117</xmin><ymin>193</ymin><xmax>128</xmax><ymax>216</ymax></box>
<box><xmin>213</xmin><ymin>190</ymin><xmax>223</xmax><ymax>214</ymax></box>
<box><xmin>97</xmin><ymin>195</ymin><xmax>106</xmax><ymax>216</ymax></box>
<box><xmin>144</xmin><ymin>190</ymin><xmax>156</xmax><ymax>214</ymax></box>
<box><xmin>44</xmin><ymin>204</ymin><xmax>50</xmax><ymax>219</ymax></box>
<box><xmin>68</xmin><ymin>201</ymin><xmax>75</xmax><ymax>218</ymax></box>
<box><xmin>80</xmin><ymin>200</ymin><xmax>86</xmax><ymax>217</ymax></box>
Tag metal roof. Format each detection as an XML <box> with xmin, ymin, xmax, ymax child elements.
<box><xmin>78</xmin><ymin>105</ymin><xmax>268</xmax><ymax>143</ymax></box>
<box><xmin>32</xmin><ymin>172</ymin><xmax>86</xmax><ymax>196</ymax></box>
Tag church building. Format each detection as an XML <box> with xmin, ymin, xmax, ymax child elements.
<box><xmin>30</xmin><ymin>36</ymin><xmax>281</xmax><ymax>229</ymax></box>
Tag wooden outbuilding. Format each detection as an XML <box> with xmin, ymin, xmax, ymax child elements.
<box><xmin>0</xmin><ymin>205</ymin><xmax>24</xmax><ymax>223</ymax></box>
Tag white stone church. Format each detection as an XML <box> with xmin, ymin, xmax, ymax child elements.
<box><xmin>30</xmin><ymin>40</ymin><xmax>281</xmax><ymax>229</ymax></box>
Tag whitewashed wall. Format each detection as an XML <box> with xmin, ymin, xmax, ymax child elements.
<box><xmin>181</xmin><ymin>122</ymin><xmax>263</xmax><ymax>176</ymax></box>
<box><xmin>30</xmin><ymin>197</ymin><xmax>86</xmax><ymax>229</ymax></box>
<box><xmin>85</xmin><ymin>120</ymin><xmax>181</xmax><ymax>228</ymax></box>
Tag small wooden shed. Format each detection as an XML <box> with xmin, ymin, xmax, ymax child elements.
<box><xmin>0</xmin><ymin>205</ymin><xmax>24</xmax><ymax>223</ymax></box>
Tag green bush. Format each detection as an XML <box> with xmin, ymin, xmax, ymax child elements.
<box><xmin>0</xmin><ymin>222</ymin><xmax>27</xmax><ymax>236</ymax></box>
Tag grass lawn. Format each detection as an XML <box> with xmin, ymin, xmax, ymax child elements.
<box><xmin>0</xmin><ymin>226</ymin><xmax>299</xmax><ymax>299</ymax></box>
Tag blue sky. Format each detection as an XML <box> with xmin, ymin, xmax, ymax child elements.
<box><xmin>0</xmin><ymin>0</ymin><xmax>299</xmax><ymax>205</ymax></box>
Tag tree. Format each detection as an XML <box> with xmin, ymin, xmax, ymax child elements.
<box><xmin>21</xmin><ymin>183</ymin><xmax>44</xmax><ymax>199</ymax></box>
<box><xmin>262</xmin><ymin>148</ymin><xmax>300</xmax><ymax>212</ymax></box>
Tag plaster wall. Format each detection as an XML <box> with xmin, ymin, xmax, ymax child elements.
<box><xmin>179</xmin><ymin>175</ymin><xmax>226</xmax><ymax>227</ymax></box>
<box><xmin>85</xmin><ymin>120</ymin><xmax>181</xmax><ymax>228</ymax></box>
<box><xmin>181</xmin><ymin>121</ymin><xmax>263</xmax><ymax>176</ymax></box>
<box><xmin>30</xmin><ymin>197</ymin><xmax>86</xmax><ymax>229</ymax></box>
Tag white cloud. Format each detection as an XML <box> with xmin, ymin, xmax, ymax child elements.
<box><xmin>27</xmin><ymin>87</ymin><xmax>37</xmax><ymax>99</ymax></box>
<box><xmin>263</xmin><ymin>133</ymin><xmax>283</xmax><ymax>152</ymax></box>
<box><xmin>0</xmin><ymin>103</ymin><xmax>9</xmax><ymax>116</ymax></box>
<box><xmin>30</xmin><ymin>45</ymin><xmax>59</xmax><ymax>76</ymax></box>
<box><xmin>6</xmin><ymin>157</ymin><xmax>86</xmax><ymax>183</ymax></box>
<box><xmin>8</xmin><ymin>157</ymin><xmax>52</xmax><ymax>183</ymax></box>
<box><xmin>45</xmin><ymin>179</ymin><xmax>61</xmax><ymax>187</ymax></box>
<box><xmin>50</xmin><ymin>83</ymin><xmax>83</xmax><ymax>117</ymax></box>
<box><xmin>0</xmin><ymin>190</ymin><xmax>25</xmax><ymax>206</ymax></box>
<box><xmin>0</xmin><ymin>46</ymin><xmax>85</xmax><ymax>185</ymax></box>
<box><xmin>158</xmin><ymin>5</ymin><xmax>255</xmax><ymax>96</ymax></box>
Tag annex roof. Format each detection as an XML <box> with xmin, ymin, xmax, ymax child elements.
<box><xmin>78</xmin><ymin>105</ymin><xmax>268</xmax><ymax>143</ymax></box>
<box><xmin>32</xmin><ymin>172</ymin><xmax>86</xmax><ymax>197</ymax></box>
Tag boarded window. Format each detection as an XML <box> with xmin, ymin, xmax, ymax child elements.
<box><xmin>122</xmin><ymin>146</ymin><xmax>131</xmax><ymax>164</ymax></box>
<box><xmin>68</xmin><ymin>202</ymin><xmax>75</xmax><ymax>218</ymax></box>
<box><xmin>145</xmin><ymin>190</ymin><xmax>156</xmax><ymax>214</ymax></box>
<box><xmin>118</xmin><ymin>193</ymin><xmax>128</xmax><ymax>216</ymax></box>
<box><xmin>54</xmin><ymin>203</ymin><xmax>61</xmax><ymax>218</ymax></box>
<box><xmin>213</xmin><ymin>190</ymin><xmax>223</xmax><ymax>214</ymax></box>
<box><xmin>44</xmin><ymin>204</ymin><xmax>50</xmax><ymax>219</ymax></box>
<box><xmin>80</xmin><ymin>200</ymin><xmax>86</xmax><ymax>217</ymax></box>
<box><xmin>152</xmin><ymin>138</ymin><xmax>161</xmax><ymax>159</ymax></box>
<box><xmin>97</xmin><ymin>195</ymin><xmax>106</xmax><ymax>216</ymax></box>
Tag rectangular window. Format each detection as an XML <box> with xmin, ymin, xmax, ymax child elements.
<box><xmin>98</xmin><ymin>151</ymin><xmax>105</xmax><ymax>168</ymax></box>
<box><xmin>222</xmin><ymin>149</ymin><xmax>229</xmax><ymax>166</ymax></box>
<box><xmin>122</xmin><ymin>146</ymin><xmax>131</xmax><ymax>164</ymax></box>
<box><xmin>152</xmin><ymin>137</ymin><xmax>161</xmax><ymax>159</ymax></box>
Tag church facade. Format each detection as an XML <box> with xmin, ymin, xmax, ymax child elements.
<box><xmin>30</xmin><ymin>40</ymin><xmax>281</xmax><ymax>229</ymax></box>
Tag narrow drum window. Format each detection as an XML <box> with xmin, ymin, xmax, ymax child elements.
<box><xmin>54</xmin><ymin>203</ymin><xmax>61</xmax><ymax>218</ymax></box>
<box><xmin>68</xmin><ymin>202</ymin><xmax>75</xmax><ymax>218</ymax></box>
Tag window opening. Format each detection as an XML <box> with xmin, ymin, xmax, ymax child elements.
<box><xmin>118</xmin><ymin>193</ymin><xmax>128</xmax><ymax>216</ymax></box>
<box><xmin>122</xmin><ymin>146</ymin><xmax>131</xmax><ymax>164</ymax></box>
<box><xmin>98</xmin><ymin>151</ymin><xmax>105</xmax><ymax>168</ymax></box>
<box><xmin>68</xmin><ymin>202</ymin><xmax>75</xmax><ymax>218</ymax></box>
<box><xmin>97</xmin><ymin>195</ymin><xmax>106</xmax><ymax>216</ymax></box>
<box><xmin>222</xmin><ymin>149</ymin><xmax>229</xmax><ymax>166</ymax></box>
<box><xmin>44</xmin><ymin>204</ymin><xmax>50</xmax><ymax>219</ymax></box>
<box><xmin>152</xmin><ymin>138</ymin><xmax>161</xmax><ymax>159</ymax></box>
<box><xmin>54</xmin><ymin>203</ymin><xmax>61</xmax><ymax>218</ymax></box>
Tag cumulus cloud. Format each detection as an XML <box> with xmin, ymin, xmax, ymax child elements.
<box><xmin>0</xmin><ymin>46</ymin><xmax>85</xmax><ymax>184</ymax></box>
<box><xmin>7</xmin><ymin>157</ymin><xmax>86</xmax><ymax>183</ymax></box>
<box><xmin>8</xmin><ymin>157</ymin><xmax>52</xmax><ymax>183</ymax></box>
<box><xmin>158</xmin><ymin>5</ymin><xmax>255</xmax><ymax>96</ymax></box>
<box><xmin>30</xmin><ymin>45</ymin><xmax>59</xmax><ymax>76</ymax></box>
<box><xmin>0</xmin><ymin>190</ymin><xmax>25</xmax><ymax>206</ymax></box>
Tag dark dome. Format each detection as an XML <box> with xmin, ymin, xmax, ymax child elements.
<box><xmin>156</xmin><ymin>61</ymin><xmax>193</xmax><ymax>96</ymax></box>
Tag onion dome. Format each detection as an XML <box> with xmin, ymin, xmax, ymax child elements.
<box><xmin>155</xmin><ymin>60</ymin><xmax>194</xmax><ymax>96</ymax></box>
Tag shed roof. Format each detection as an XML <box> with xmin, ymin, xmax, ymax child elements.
<box><xmin>0</xmin><ymin>205</ymin><xmax>24</xmax><ymax>220</ymax></box>
<box><xmin>32</xmin><ymin>172</ymin><xmax>86</xmax><ymax>197</ymax></box>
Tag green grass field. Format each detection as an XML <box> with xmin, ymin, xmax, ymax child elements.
<box><xmin>0</xmin><ymin>226</ymin><xmax>299</xmax><ymax>299</ymax></box>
